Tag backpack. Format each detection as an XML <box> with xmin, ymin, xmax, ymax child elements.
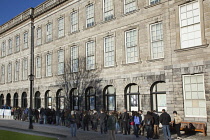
<box><xmin>145</xmin><ymin>117</ymin><xmax>152</xmax><ymax>126</ymax></box>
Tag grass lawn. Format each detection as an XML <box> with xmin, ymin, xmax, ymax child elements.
<box><xmin>0</xmin><ymin>130</ymin><xmax>57</xmax><ymax>140</ymax></box>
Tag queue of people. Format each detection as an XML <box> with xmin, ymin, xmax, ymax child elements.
<box><xmin>10</xmin><ymin>107</ymin><xmax>182</xmax><ymax>140</ymax></box>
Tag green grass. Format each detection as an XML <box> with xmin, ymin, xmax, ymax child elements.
<box><xmin>0</xmin><ymin>130</ymin><xmax>57</xmax><ymax>140</ymax></box>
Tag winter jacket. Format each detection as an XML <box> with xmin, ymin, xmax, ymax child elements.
<box><xmin>152</xmin><ymin>113</ymin><xmax>159</xmax><ymax>125</ymax></box>
<box><xmin>173</xmin><ymin>114</ymin><xmax>182</xmax><ymax>124</ymax></box>
<box><xmin>144</xmin><ymin>114</ymin><xmax>154</xmax><ymax>126</ymax></box>
<box><xmin>159</xmin><ymin>112</ymin><xmax>171</xmax><ymax>125</ymax></box>
<box><xmin>99</xmin><ymin>113</ymin><xmax>107</xmax><ymax>124</ymax></box>
<box><xmin>121</xmin><ymin>112</ymin><xmax>129</xmax><ymax>122</ymax></box>
<box><xmin>107</xmin><ymin>115</ymin><xmax>116</xmax><ymax>130</ymax></box>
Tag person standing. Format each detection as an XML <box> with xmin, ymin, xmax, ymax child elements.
<box><xmin>99</xmin><ymin>109</ymin><xmax>107</xmax><ymax>134</ymax></box>
<box><xmin>107</xmin><ymin>111</ymin><xmax>116</xmax><ymax>140</ymax></box>
<box><xmin>144</xmin><ymin>111</ymin><xmax>154</xmax><ymax>139</ymax></box>
<box><xmin>92</xmin><ymin>110</ymin><xmax>98</xmax><ymax>131</ymax></box>
<box><xmin>55</xmin><ymin>109</ymin><xmax>61</xmax><ymax>125</ymax></box>
<box><xmin>121</xmin><ymin>109</ymin><xmax>130</xmax><ymax>135</ymax></box>
<box><xmin>173</xmin><ymin>111</ymin><xmax>182</xmax><ymax>139</ymax></box>
<box><xmin>160</xmin><ymin>109</ymin><xmax>171</xmax><ymax>140</ymax></box>
<box><xmin>152</xmin><ymin>110</ymin><xmax>160</xmax><ymax>139</ymax></box>
<box><xmin>69</xmin><ymin>111</ymin><xmax>77</xmax><ymax>137</ymax></box>
<box><xmin>83</xmin><ymin>111</ymin><xmax>89</xmax><ymax>131</ymax></box>
<box><xmin>139</xmin><ymin>110</ymin><xmax>144</xmax><ymax>136</ymax></box>
<box><xmin>133</xmin><ymin>112</ymin><xmax>141</xmax><ymax>138</ymax></box>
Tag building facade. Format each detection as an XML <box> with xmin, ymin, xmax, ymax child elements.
<box><xmin>0</xmin><ymin>0</ymin><xmax>210</xmax><ymax>133</ymax></box>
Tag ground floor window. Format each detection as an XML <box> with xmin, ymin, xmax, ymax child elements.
<box><xmin>0</xmin><ymin>94</ymin><xmax>4</xmax><ymax>107</ymax></box>
<box><xmin>183</xmin><ymin>74</ymin><xmax>207</xmax><ymax>117</ymax></box>
<box><xmin>71</xmin><ymin>88</ymin><xmax>79</xmax><ymax>110</ymax></box>
<box><xmin>85</xmin><ymin>87</ymin><xmax>96</xmax><ymax>110</ymax></box>
<box><xmin>56</xmin><ymin>90</ymin><xmax>65</xmax><ymax>110</ymax></box>
<box><xmin>125</xmin><ymin>84</ymin><xmax>140</xmax><ymax>111</ymax></box>
<box><xmin>45</xmin><ymin>91</ymin><xmax>52</xmax><ymax>109</ymax></box>
<box><xmin>35</xmin><ymin>92</ymin><xmax>41</xmax><ymax>109</ymax></box>
<box><xmin>6</xmin><ymin>93</ymin><xmax>11</xmax><ymax>106</ymax></box>
<box><xmin>151</xmin><ymin>82</ymin><xmax>166</xmax><ymax>112</ymax></box>
<box><xmin>104</xmin><ymin>86</ymin><xmax>116</xmax><ymax>111</ymax></box>
<box><xmin>21</xmin><ymin>92</ymin><xmax>27</xmax><ymax>108</ymax></box>
<box><xmin>14</xmin><ymin>93</ymin><xmax>18</xmax><ymax>107</ymax></box>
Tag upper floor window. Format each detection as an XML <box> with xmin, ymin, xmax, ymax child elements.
<box><xmin>7</xmin><ymin>63</ymin><xmax>12</xmax><ymax>82</ymax></box>
<box><xmin>37</xmin><ymin>28</ymin><xmax>42</xmax><ymax>46</ymax></box>
<box><xmin>8</xmin><ymin>39</ymin><xmax>12</xmax><ymax>55</ymax></box>
<box><xmin>46</xmin><ymin>54</ymin><xmax>52</xmax><ymax>77</ymax></box>
<box><xmin>124</xmin><ymin>0</ymin><xmax>136</xmax><ymax>14</ymax></box>
<box><xmin>58</xmin><ymin>17</ymin><xmax>64</xmax><ymax>38</ymax></box>
<box><xmin>1</xmin><ymin>42</ymin><xmax>6</xmax><ymax>57</ymax></box>
<box><xmin>1</xmin><ymin>65</ymin><xmax>5</xmax><ymax>84</ymax></box>
<box><xmin>86</xmin><ymin>41</ymin><xmax>95</xmax><ymax>70</ymax></box>
<box><xmin>150</xmin><ymin>22</ymin><xmax>164</xmax><ymax>59</ymax></box>
<box><xmin>15</xmin><ymin>35</ymin><xmax>20</xmax><ymax>52</ymax></box>
<box><xmin>23</xmin><ymin>32</ymin><xmax>28</xmax><ymax>49</ymax></box>
<box><xmin>58</xmin><ymin>50</ymin><xmax>64</xmax><ymax>75</ymax></box>
<box><xmin>86</xmin><ymin>4</ymin><xmax>95</xmax><ymax>27</ymax></box>
<box><xmin>150</xmin><ymin>0</ymin><xmax>160</xmax><ymax>5</ymax></box>
<box><xmin>71</xmin><ymin>46</ymin><xmax>78</xmax><ymax>72</ymax></box>
<box><xmin>104</xmin><ymin>36</ymin><xmax>115</xmax><ymax>67</ymax></box>
<box><xmin>22</xmin><ymin>58</ymin><xmax>28</xmax><ymax>80</ymax></box>
<box><xmin>14</xmin><ymin>61</ymin><xmax>20</xmax><ymax>81</ymax></box>
<box><xmin>36</xmin><ymin>57</ymin><xmax>41</xmax><ymax>78</ymax></box>
<box><xmin>179</xmin><ymin>1</ymin><xmax>201</xmax><ymax>48</ymax></box>
<box><xmin>46</xmin><ymin>23</ymin><xmax>53</xmax><ymax>42</ymax></box>
<box><xmin>71</xmin><ymin>11</ymin><xmax>78</xmax><ymax>33</ymax></box>
<box><xmin>104</xmin><ymin>0</ymin><xmax>114</xmax><ymax>21</ymax></box>
<box><xmin>125</xmin><ymin>29</ymin><xmax>138</xmax><ymax>63</ymax></box>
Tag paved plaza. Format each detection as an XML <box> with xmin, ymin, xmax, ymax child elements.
<box><xmin>0</xmin><ymin>119</ymin><xmax>209</xmax><ymax>140</ymax></box>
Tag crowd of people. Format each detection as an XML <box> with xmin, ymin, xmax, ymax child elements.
<box><xmin>10</xmin><ymin>107</ymin><xmax>182</xmax><ymax>140</ymax></box>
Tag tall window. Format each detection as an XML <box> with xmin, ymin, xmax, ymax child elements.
<box><xmin>150</xmin><ymin>22</ymin><xmax>164</xmax><ymax>59</ymax></box>
<box><xmin>179</xmin><ymin>1</ymin><xmax>201</xmax><ymax>48</ymax></box>
<box><xmin>58</xmin><ymin>50</ymin><xmax>64</xmax><ymax>75</ymax></box>
<box><xmin>8</xmin><ymin>39</ymin><xmax>12</xmax><ymax>55</ymax></box>
<box><xmin>104</xmin><ymin>86</ymin><xmax>116</xmax><ymax>111</ymax></box>
<box><xmin>150</xmin><ymin>0</ymin><xmax>160</xmax><ymax>5</ymax></box>
<box><xmin>125</xmin><ymin>84</ymin><xmax>140</xmax><ymax>111</ymax></box>
<box><xmin>36</xmin><ymin>57</ymin><xmax>41</xmax><ymax>78</ymax></box>
<box><xmin>71</xmin><ymin>11</ymin><xmax>78</xmax><ymax>33</ymax></box>
<box><xmin>58</xmin><ymin>17</ymin><xmax>64</xmax><ymax>38</ymax></box>
<box><xmin>45</xmin><ymin>91</ymin><xmax>52</xmax><ymax>109</ymax></box>
<box><xmin>86</xmin><ymin>41</ymin><xmax>95</xmax><ymax>70</ymax></box>
<box><xmin>71</xmin><ymin>88</ymin><xmax>79</xmax><ymax>110</ymax></box>
<box><xmin>85</xmin><ymin>87</ymin><xmax>96</xmax><ymax>110</ymax></box>
<box><xmin>125</xmin><ymin>29</ymin><xmax>138</xmax><ymax>63</ymax></box>
<box><xmin>46</xmin><ymin>23</ymin><xmax>53</xmax><ymax>42</ymax></box>
<box><xmin>1</xmin><ymin>65</ymin><xmax>5</xmax><ymax>83</ymax></box>
<box><xmin>46</xmin><ymin>54</ymin><xmax>52</xmax><ymax>77</ymax></box>
<box><xmin>22</xmin><ymin>58</ymin><xmax>28</xmax><ymax>80</ymax></box>
<box><xmin>15</xmin><ymin>35</ymin><xmax>20</xmax><ymax>52</ymax></box>
<box><xmin>86</xmin><ymin>4</ymin><xmax>94</xmax><ymax>27</ymax></box>
<box><xmin>124</xmin><ymin>0</ymin><xmax>136</xmax><ymax>14</ymax></box>
<box><xmin>71</xmin><ymin>46</ymin><xmax>78</xmax><ymax>72</ymax></box>
<box><xmin>14</xmin><ymin>61</ymin><xmax>20</xmax><ymax>81</ymax></box>
<box><xmin>7</xmin><ymin>63</ymin><xmax>12</xmax><ymax>82</ymax></box>
<box><xmin>23</xmin><ymin>32</ymin><xmax>28</xmax><ymax>49</ymax></box>
<box><xmin>104</xmin><ymin>36</ymin><xmax>115</xmax><ymax>67</ymax></box>
<box><xmin>1</xmin><ymin>42</ymin><xmax>6</xmax><ymax>57</ymax></box>
<box><xmin>104</xmin><ymin>0</ymin><xmax>114</xmax><ymax>21</ymax></box>
<box><xmin>183</xmin><ymin>74</ymin><xmax>207</xmax><ymax>117</ymax></box>
<box><xmin>37</xmin><ymin>28</ymin><xmax>42</xmax><ymax>46</ymax></box>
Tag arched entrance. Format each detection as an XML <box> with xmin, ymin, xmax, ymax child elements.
<box><xmin>85</xmin><ymin>87</ymin><xmax>96</xmax><ymax>110</ymax></box>
<box><xmin>103</xmin><ymin>85</ymin><xmax>116</xmax><ymax>111</ymax></box>
<box><xmin>13</xmin><ymin>93</ymin><xmax>18</xmax><ymax>107</ymax></box>
<box><xmin>0</xmin><ymin>94</ymin><xmax>4</xmax><ymax>107</ymax></box>
<box><xmin>70</xmin><ymin>88</ymin><xmax>79</xmax><ymax>110</ymax></box>
<box><xmin>150</xmin><ymin>81</ymin><xmax>166</xmax><ymax>112</ymax></box>
<box><xmin>6</xmin><ymin>93</ymin><xmax>11</xmax><ymax>106</ymax></box>
<box><xmin>34</xmin><ymin>91</ymin><xmax>41</xmax><ymax>109</ymax></box>
<box><xmin>56</xmin><ymin>89</ymin><xmax>65</xmax><ymax>110</ymax></box>
<box><xmin>124</xmin><ymin>84</ymin><xmax>140</xmax><ymax>111</ymax></box>
<box><xmin>45</xmin><ymin>90</ymin><xmax>52</xmax><ymax>109</ymax></box>
<box><xmin>21</xmin><ymin>92</ymin><xmax>27</xmax><ymax>108</ymax></box>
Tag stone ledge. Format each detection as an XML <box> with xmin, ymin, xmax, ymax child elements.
<box><xmin>174</xmin><ymin>44</ymin><xmax>209</xmax><ymax>52</ymax></box>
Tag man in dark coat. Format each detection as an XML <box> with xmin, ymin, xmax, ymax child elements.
<box><xmin>144</xmin><ymin>111</ymin><xmax>154</xmax><ymax>139</ymax></box>
<box><xmin>92</xmin><ymin>110</ymin><xmax>98</xmax><ymax>131</ymax></box>
<box><xmin>152</xmin><ymin>110</ymin><xmax>160</xmax><ymax>139</ymax></box>
<box><xmin>121</xmin><ymin>109</ymin><xmax>129</xmax><ymax>135</ymax></box>
<box><xmin>99</xmin><ymin>109</ymin><xmax>107</xmax><ymax>134</ymax></box>
<box><xmin>160</xmin><ymin>109</ymin><xmax>172</xmax><ymax>140</ymax></box>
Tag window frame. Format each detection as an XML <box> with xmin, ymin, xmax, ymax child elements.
<box><xmin>46</xmin><ymin>54</ymin><xmax>52</xmax><ymax>77</ymax></box>
<box><xmin>46</xmin><ymin>23</ymin><xmax>53</xmax><ymax>42</ymax></box>
<box><xmin>36</xmin><ymin>56</ymin><xmax>41</xmax><ymax>78</ymax></box>
<box><xmin>124</xmin><ymin>0</ymin><xmax>137</xmax><ymax>14</ymax></box>
<box><xmin>86</xmin><ymin>41</ymin><xmax>95</xmax><ymax>70</ymax></box>
<box><xmin>70</xmin><ymin>11</ymin><xmax>78</xmax><ymax>33</ymax></box>
<box><xmin>103</xmin><ymin>0</ymin><xmax>114</xmax><ymax>21</ymax></box>
<box><xmin>37</xmin><ymin>28</ymin><xmax>42</xmax><ymax>46</ymax></box>
<box><xmin>71</xmin><ymin>46</ymin><xmax>79</xmax><ymax>73</ymax></box>
<box><xmin>104</xmin><ymin>36</ymin><xmax>115</xmax><ymax>67</ymax></box>
<box><xmin>58</xmin><ymin>50</ymin><xmax>64</xmax><ymax>75</ymax></box>
<box><xmin>86</xmin><ymin>4</ymin><xmax>95</xmax><ymax>28</ymax></box>
<box><xmin>58</xmin><ymin>17</ymin><xmax>65</xmax><ymax>38</ymax></box>
<box><xmin>23</xmin><ymin>32</ymin><xmax>28</xmax><ymax>49</ymax></box>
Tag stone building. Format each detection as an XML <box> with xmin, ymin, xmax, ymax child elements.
<box><xmin>0</xmin><ymin>0</ymin><xmax>210</xmax><ymax>133</ymax></box>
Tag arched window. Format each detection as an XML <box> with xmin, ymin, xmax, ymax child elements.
<box><xmin>14</xmin><ymin>93</ymin><xmax>18</xmax><ymax>107</ymax></box>
<box><xmin>0</xmin><ymin>94</ymin><xmax>4</xmax><ymax>107</ymax></box>
<box><xmin>21</xmin><ymin>92</ymin><xmax>27</xmax><ymax>108</ymax></box>
<box><xmin>35</xmin><ymin>92</ymin><xmax>41</xmax><ymax>109</ymax></box>
<box><xmin>125</xmin><ymin>84</ymin><xmax>140</xmax><ymax>111</ymax></box>
<box><xmin>70</xmin><ymin>88</ymin><xmax>79</xmax><ymax>110</ymax></box>
<box><xmin>85</xmin><ymin>87</ymin><xmax>96</xmax><ymax>110</ymax></box>
<box><xmin>45</xmin><ymin>91</ymin><xmax>52</xmax><ymax>109</ymax></box>
<box><xmin>151</xmin><ymin>82</ymin><xmax>166</xmax><ymax>112</ymax></box>
<box><xmin>6</xmin><ymin>93</ymin><xmax>11</xmax><ymax>106</ymax></box>
<box><xmin>104</xmin><ymin>86</ymin><xmax>116</xmax><ymax>111</ymax></box>
<box><xmin>56</xmin><ymin>90</ymin><xmax>65</xmax><ymax>110</ymax></box>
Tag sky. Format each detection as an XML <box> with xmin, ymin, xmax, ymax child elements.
<box><xmin>0</xmin><ymin>0</ymin><xmax>46</xmax><ymax>25</ymax></box>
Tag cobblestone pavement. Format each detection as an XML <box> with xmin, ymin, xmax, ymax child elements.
<box><xmin>0</xmin><ymin>119</ymin><xmax>209</xmax><ymax>140</ymax></box>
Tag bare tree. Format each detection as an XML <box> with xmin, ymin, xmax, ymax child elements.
<box><xmin>56</xmin><ymin>56</ymin><xmax>102</xmax><ymax>110</ymax></box>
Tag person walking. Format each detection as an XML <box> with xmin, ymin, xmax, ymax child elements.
<box><xmin>144</xmin><ymin>111</ymin><xmax>154</xmax><ymax>139</ymax></box>
<box><xmin>133</xmin><ymin>112</ymin><xmax>141</xmax><ymax>138</ymax></box>
<box><xmin>107</xmin><ymin>111</ymin><xmax>117</xmax><ymax>140</ymax></box>
<box><xmin>121</xmin><ymin>109</ymin><xmax>129</xmax><ymax>135</ymax></box>
<box><xmin>152</xmin><ymin>110</ymin><xmax>160</xmax><ymax>139</ymax></box>
<box><xmin>139</xmin><ymin>110</ymin><xmax>145</xmax><ymax>136</ymax></box>
<box><xmin>173</xmin><ymin>111</ymin><xmax>182</xmax><ymax>139</ymax></box>
<box><xmin>160</xmin><ymin>109</ymin><xmax>171</xmax><ymax>140</ymax></box>
<box><xmin>69</xmin><ymin>111</ymin><xmax>77</xmax><ymax>137</ymax></box>
<box><xmin>99</xmin><ymin>109</ymin><xmax>107</xmax><ymax>134</ymax></box>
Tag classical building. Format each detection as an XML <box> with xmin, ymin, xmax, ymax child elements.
<box><xmin>0</xmin><ymin>0</ymin><xmax>210</xmax><ymax>133</ymax></box>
